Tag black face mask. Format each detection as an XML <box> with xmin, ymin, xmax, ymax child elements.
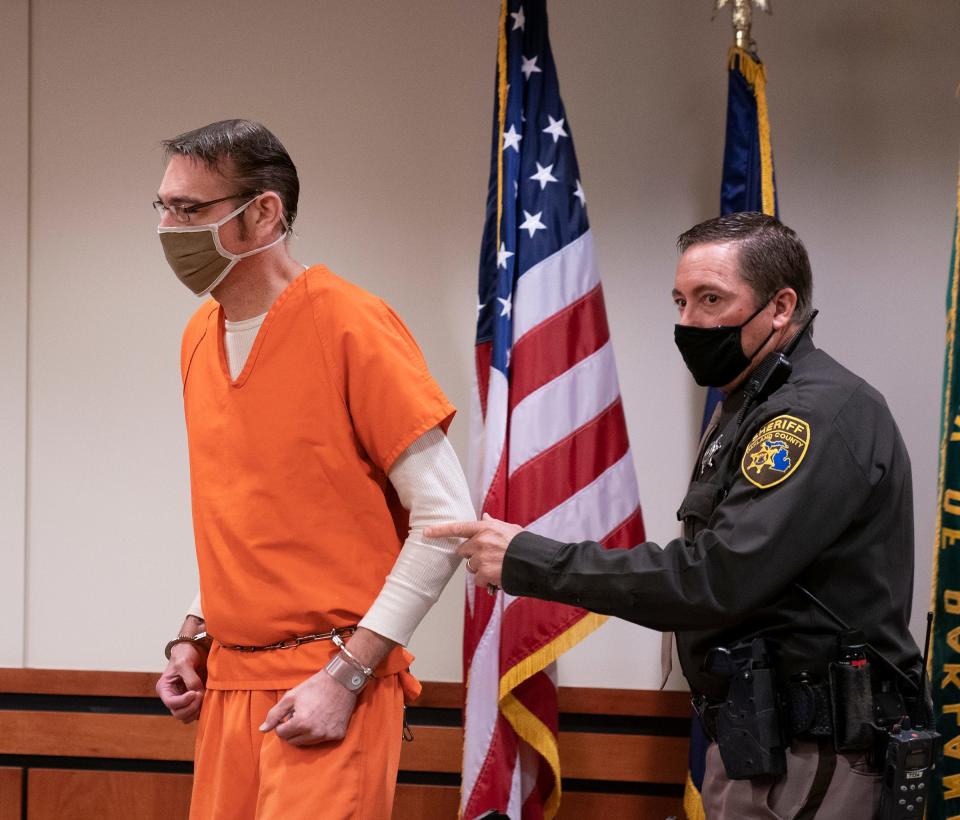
<box><xmin>674</xmin><ymin>301</ymin><xmax>775</xmax><ymax>388</ymax></box>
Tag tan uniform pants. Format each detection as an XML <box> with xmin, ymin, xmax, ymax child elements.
<box><xmin>701</xmin><ymin>739</ymin><xmax>882</xmax><ymax>819</ymax></box>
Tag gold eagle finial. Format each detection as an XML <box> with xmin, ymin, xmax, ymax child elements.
<box><xmin>714</xmin><ymin>0</ymin><xmax>772</xmax><ymax>51</ymax></box>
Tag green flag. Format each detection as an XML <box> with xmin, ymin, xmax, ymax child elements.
<box><xmin>932</xmin><ymin>162</ymin><xmax>960</xmax><ymax>817</ymax></box>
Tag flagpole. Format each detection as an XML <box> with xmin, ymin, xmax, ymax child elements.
<box><xmin>713</xmin><ymin>0</ymin><xmax>772</xmax><ymax>52</ymax></box>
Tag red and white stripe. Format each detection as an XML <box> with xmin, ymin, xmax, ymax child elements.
<box><xmin>464</xmin><ymin>229</ymin><xmax>644</xmax><ymax>819</ymax></box>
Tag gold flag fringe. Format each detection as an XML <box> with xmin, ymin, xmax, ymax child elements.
<box><xmin>500</xmin><ymin>691</ymin><xmax>564</xmax><ymax>818</ymax></box>
<box><xmin>496</xmin><ymin>611</ymin><xmax>608</xmax><ymax>818</ymax></box>
<box><xmin>682</xmin><ymin>771</ymin><xmax>708</xmax><ymax>820</ymax></box>
<box><xmin>728</xmin><ymin>46</ymin><xmax>776</xmax><ymax>217</ymax></box>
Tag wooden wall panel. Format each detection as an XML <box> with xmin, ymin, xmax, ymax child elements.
<box><xmin>560</xmin><ymin>732</ymin><xmax>688</xmax><ymax>783</ymax></box>
<box><xmin>0</xmin><ymin>767</ymin><xmax>22</xmax><ymax>820</ymax></box>
<box><xmin>558</xmin><ymin>791</ymin><xmax>684</xmax><ymax>819</ymax></box>
<box><xmin>399</xmin><ymin>726</ymin><xmax>461</xmax><ymax>773</ymax></box>
<box><xmin>0</xmin><ymin>669</ymin><xmax>691</xmax><ymax>818</ymax></box>
<box><xmin>27</xmin><ymin>770</ymin><xmax>192</xmax><ymax>820</ymax></box>
<box><xmin>393</xmin><ymin>783</ymin><xmax>460</xmax><ymax>817</ymax></box>
<box><xmin>0</xmin><ymin>670</ymin><xmax>693</xmax><ymax>716</ymax></box>
<box><xmin>391</xmin><ymin>785</ymin><xmax>685</xmax><ymax>820</ymax></box>
<box><xmin>0</xmin><ymin>668</ymin><xmax>159</xmax><ymax>697</ymax></box>
<box><xmin>557</xmin><ymin>686</ymin><xmax>691</xmax><ymax>717</ymax></box>
<box><xmin>0</xmin><ymin>711</ymin><xmax>196</xmax><ymax>761</ymax></box>
<box><xmin>398</xmin><ymin>725</ymin><xmax>687</xmax><ymax>784</ymax></box>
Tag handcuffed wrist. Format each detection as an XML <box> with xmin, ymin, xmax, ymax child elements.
<box><xmin>164</xmin><ymin>631</ymin><xmax>212</xmax><ymax>660</ymax></box>
<box><xmin>324</xmin><ymin>632</ymin><xmax>375</xmax><ymax>693</ymax></box>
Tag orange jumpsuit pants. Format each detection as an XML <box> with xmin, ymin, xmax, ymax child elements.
<box><xmin>189</xmin><ymin>675</ymin><xmax>405</xmax><ymax>820</ymax></box>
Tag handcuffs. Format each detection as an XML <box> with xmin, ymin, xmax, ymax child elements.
<box><xmin>167</xmin><ymin>625</ymin><xmax>375</xmax><ymax>694</ymax></box>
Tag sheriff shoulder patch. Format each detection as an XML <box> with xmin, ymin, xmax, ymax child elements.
<box><xmin>740</xmin><ymin>414</ymin><xmax>811</xmax><ymax>489</ymax></box>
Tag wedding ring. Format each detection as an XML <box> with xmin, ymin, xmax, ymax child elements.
<box><xmin>466</xmin><ymin>556</ymin><xmax>477</xmax><ymax>573</ymax></box>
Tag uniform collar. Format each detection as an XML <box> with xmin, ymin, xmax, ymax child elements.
<box><xmin>787</xmin><ymin>331</ymin><xmax>816</xmax><ymax>362</ymax></box>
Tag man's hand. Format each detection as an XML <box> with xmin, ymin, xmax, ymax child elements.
<box><xmin>425</xmin><ymin>513</ymin><xmax>524</xmax><ymax>589</ymax></box>
<box><xmin>156</xmin><ymin>642</ymin><xmax>206</xmax><ymax>723</ymax></box>
<box><xmin>259</xmin><ymin>669</ymin><xmax>358</xmax><ymax>746</ymax></box>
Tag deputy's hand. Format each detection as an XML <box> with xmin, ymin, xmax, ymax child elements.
<box><xmin>156</xmin><ymin>643</ymin><xmax>206</xmax><ymax>723</ymax></box>
<box><xmin>258</xmin><ymin>669</ymin><xmax>357</xmax><ymax>746</ymax></box>
<box><xmin>425</xmin><ymin>513</ymin><xmax>524</xmax><ymax>589</ymax></box>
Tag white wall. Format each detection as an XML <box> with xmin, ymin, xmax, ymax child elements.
<box><xmin>4</xmin><ymin>0</ymin><xmax>958</xmax><ymax>688</ymax></box>
<box><xmin>0</xmin><ymin>0</ymin><xmax>29</xmax><ymax>668</ymax></box>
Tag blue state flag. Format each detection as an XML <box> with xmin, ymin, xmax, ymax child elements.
<box><xmin>684</xmin><ymin>44</ymin><xmax>778</xmax><ymax>820</ymax></box>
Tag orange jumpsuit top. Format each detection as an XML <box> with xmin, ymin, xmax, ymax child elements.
<box><xmin>180</xmin><ymin>265</ymin><xmax>455</xmax><ymax>690</ymax></box>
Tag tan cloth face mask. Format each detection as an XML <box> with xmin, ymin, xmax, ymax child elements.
<box><xmin>158</xmin><ymin>196</ymin><xmax>288</xmax><ymax>296</ymax></box>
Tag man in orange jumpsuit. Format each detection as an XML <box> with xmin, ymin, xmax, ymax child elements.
<box><xmin>153</xmin><ymin>119</ymin><xmax>474</xmax><ymax>819</ymax></box>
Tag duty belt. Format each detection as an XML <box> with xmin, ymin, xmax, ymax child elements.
<box><xmin>695</xmin><ymin>679</ymin><xmax>833</xmax><ymax>743</ymax></box>
<box><xmin>782</xmin><ymin>679</ymin><xmax>833</xmax><ymax>737</ymax></box>
<box><xmin>219</xmin><ymin>625</ymin><xmax>357</xmax><ymax>652</ymax></box>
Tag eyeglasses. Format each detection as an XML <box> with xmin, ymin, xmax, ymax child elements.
<box><xmin>152</xmin><ymin>190</ymin><xmax>261</xmax><ymax>223</ymax></box>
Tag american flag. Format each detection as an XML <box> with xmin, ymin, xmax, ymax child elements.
<box><xmin>463</xmin><ymin>2</ymin><xmax>645</xmax><ymax>817</ymax></box>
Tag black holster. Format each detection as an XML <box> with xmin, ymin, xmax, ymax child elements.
<box><xmin>704</xmin><ymin>638</ymin><xmax>787</xmax><ymax>780</ymax></box>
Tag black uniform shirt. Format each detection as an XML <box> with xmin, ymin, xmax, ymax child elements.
<box><xmin>502</xmin><ymin>336</ymin><xmax>921</xmax><ymax>698</ymax></box>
